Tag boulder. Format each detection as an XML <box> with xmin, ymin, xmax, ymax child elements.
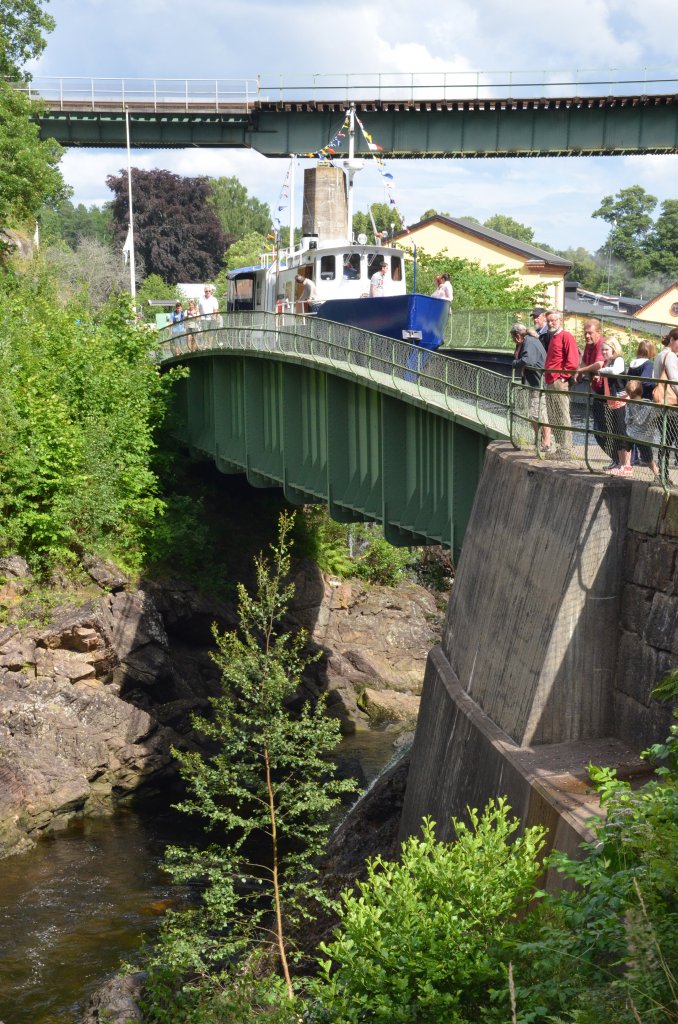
<box><xmin>83</xmin><ymin>971</ymin><xmax>145</xmax><ymax>1024</ymax></box>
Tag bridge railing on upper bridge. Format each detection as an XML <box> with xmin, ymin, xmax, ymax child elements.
<box><xmin>154</xmin><ymin>310</ymin><xmax>678</xmax><ymax>493</ymax></box>
<box><xmin>444</xmin><ymin>308</ymin><xmax>673</xmax><ymax>350</ymax></box>
<box><xmin>18</xmin><ymin>66</ymin><xmax>678</xmax><ymax>109</ymax></box>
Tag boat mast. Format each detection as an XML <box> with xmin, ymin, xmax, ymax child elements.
<box><xmin>344</xmin><ymin>104</ymin><xmax>363</xmax><ymax>245</ymax></box>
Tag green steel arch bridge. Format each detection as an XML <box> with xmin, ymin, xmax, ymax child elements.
<box><xmin>156</xmin><ymin>312</ymin><xmax>516</xmax><ymax>556</ymax></box>
<box><xmin>24</xmin><ymin>67</ymin><xmax>678</xmax><ymax>156</ymax></box>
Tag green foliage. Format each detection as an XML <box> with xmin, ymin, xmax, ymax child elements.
<box><xmin>38</xmin><ymin>198</ymin><xmax>113</xmax><ymax>249</ymax></box>
<box><xmin>42</xmin><ymin>236</ymin><xmax>129</xmax><ymax>310</ymax></box>
<box><xmin>352</xmin><ymin>203</ymin><xmax>400</xmax><ymax>241</ymax></box>
<box><xmin>483</xmin><ymin>214</ymin><xmax>535</xmax><ymax>243</ymax></box>
<box><xmin>222</xmin><ymin>231</ymin><xmax>268</xmax><ymax>272</ymax></box>
<box><xmin>145</xmin><ymin>514</ymin><xmax>357</xmax><ymax>1017</ymax></box>
<box><xmin>0</xmin><ymin>0</ymin><xmax>55</xmax><ymax>80</ymax></box>
<box><xmin>135</xmin><ymin>272</ymin><xmax>175</xmax><ymax>321</ymax></box>
<box><xmin>0</xmin><ymin>80</ymin><xmax>68</xmax><ymax>238</ymax></box>
<box><xmin>505</xmin><ymin>688</ymin><xmax>678</xmax><ymax>1024</ymax></box>
<box><xmin>0</xmin><ymin>270</ymin><xmax>172</xmax><ymax>572</ymax></box>
<box><xmin>311</xmin><ymin>801</ymin><xmax>547</xmax><ymax>1024</ymax></box>
<box><xmin>298</xmin><ymin>507</ymin><xmax>416</xmax><ymax>586</ymax></box>
<box><xmin>593</xmin><ymin>185</ymin><xmax>657</xmax><ymax>275</ymax></box>
<box><xmin>208</xmin><ymin>176</ymin><xmax>272</xmax><ymax>242</ymax></box>
<box><xmin>406</xmin><ymin>247</ymin><xmax>546</xmax><ymax>311</ymax></box>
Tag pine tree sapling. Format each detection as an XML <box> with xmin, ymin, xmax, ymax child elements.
<box><xmin>154</xmin><ymin>512</ymin><xmax>357</xmax><ymax>1007</ymax></box>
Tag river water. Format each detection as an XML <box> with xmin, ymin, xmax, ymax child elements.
<box><xmin>0</xmin><ymin>728</ymin><xmax>399</xmax><ymax>1024</ymax></box>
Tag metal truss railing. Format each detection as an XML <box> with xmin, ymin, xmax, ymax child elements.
<box><xmin>16</xmin><ymin>66</ymin><xmax>678</xmax><ymax>107</ymax></box>
<box><xmin>155</xmin><ymin>312</ymin><xmax>678</xmax><ymax>493</ymax></box>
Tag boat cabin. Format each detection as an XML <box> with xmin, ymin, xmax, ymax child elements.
<box><xmin>227</xmin><ymin>239</ymin><xmax>406</xmax><ymax>314</ymax></box>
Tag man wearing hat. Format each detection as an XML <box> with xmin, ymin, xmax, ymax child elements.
<box><xmin>529</xmin><ymin>307</ymin><xmax>550</xmax><ymax>353</ymax></box>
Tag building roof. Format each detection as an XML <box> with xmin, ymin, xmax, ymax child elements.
<box><xmin>393</xmin><ymin>215</ymin><xmax>572</xmax><ymax>269</ymax></box>
<box><xmin>633</xmin><ymin>280</ymin><xmax>678</xmax><ymax>315</ymax></box>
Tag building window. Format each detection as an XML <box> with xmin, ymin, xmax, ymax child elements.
<box><xmin>671</xmin><ymin>302</ymin><xmax>678</xmax><ymax>316</ymax></box>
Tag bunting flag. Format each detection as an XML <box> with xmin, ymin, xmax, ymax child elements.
<box><xmin>354</xmin><ymin>114</ymin><xmax>408</xmax><ymax>234</ymax></box>
<box><xmin>267</xmin><ymin>157</ymin><xmax>295</xmax><ymax>252</ymax></box>
<box><xmin>304</xmin><ymin>112</ymin><xmax>351</xmax><ymax>160</ymax></box>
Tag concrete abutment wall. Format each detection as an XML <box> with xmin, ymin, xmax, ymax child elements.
<box><xmin>401</xmin><ymin>443</ymin><xmax>677</xmax><ymax>862</ymax></box>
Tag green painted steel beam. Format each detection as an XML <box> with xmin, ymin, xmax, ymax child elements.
<box><xmin>35</xmin><ymin>94</ymin><xmax>678</xmax><ymax>156</ymax></box>
<box><xmin>174</xmin><ymin>349</ymin><xmax>487</xmax><ymax>557</ymax></box>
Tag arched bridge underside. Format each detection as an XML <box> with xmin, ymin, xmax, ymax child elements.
<box><xmin>157</xmin><ymin>313</ymin><xmax>513</xmax><ymax>555</ymax></box>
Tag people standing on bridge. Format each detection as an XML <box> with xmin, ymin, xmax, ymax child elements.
<box><xmin>199</xmin><ymin>284</ymin><xmax>220</xmax><ymax>328</ymax></box>
<box><xmin>295</xmin><ymin>274</ymin><xmax>318</xmax><ymax>313</ymax></box>
<box><xmin>186</xmin><ymin>299</ymin><xmax>199</xmax><ymax>352</ymax></box>
<box><xmin>599</xmin><ymin>336</ymin><xmax>632</xmax><ymax>475</ymax></box>
<box><xmin>574</xmin><ymin>318</ymin><xmax>607</xmax><ymax>459</ymax></box>
<box><xmin>543</xmin><ymin>310</ymin><xmax>579</xmax><ymax>457</ymax></box>
<box><xmin>370</xmin><ymin>261</ymin><xmax>388</xmax><ymax>297</ymax></box>
<box><xmin>510</xmin><ymin>322</ymin><xmax>551</xmax><ymax>449</ymax></box>
<box><xmin>431</xmin><ymin>273</ymin><xmax>453</xmax><ymax>302</ymax></box>
<box><xmin>653</xmin><ymin>327</ymin><xmax>678</xmax><ymax>481</ymax></box>
<box><xmin>528</xmin><ymin>307</ymin><xmax>550</xmax><ymax>352</ymax></box>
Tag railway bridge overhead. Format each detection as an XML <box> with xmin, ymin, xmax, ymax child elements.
<box><xmin>22</xmin><ymin>69</ymin><xmax>678</xmax><ymax>156</ymax></box>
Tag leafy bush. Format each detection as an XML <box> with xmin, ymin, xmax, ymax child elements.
<box><xmin>311</xmin><ymin>801</ymin><xmax>546</xmax><ymax>1024</ymax></box>
<box><xmin>298</xmin><ymin>507</ymin><xmax>417</xmax><ymax>586</ymax></box>
<box><xmin>0</xmin><ymin>269</ymin><xmax>175</xmax><ymax>573</ymax></box>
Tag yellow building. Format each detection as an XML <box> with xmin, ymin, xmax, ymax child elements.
<box><xmin>633</xmin><ymin>282</ymin><xmax>678</xmax><ymax>327</ymax></box>
<box><xmin>392</xmin><ymin>215</ymin><xmax>571</xmax><ymax>308</ymax></box>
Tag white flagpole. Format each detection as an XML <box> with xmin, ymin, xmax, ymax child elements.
<box><xmin>125</xmin><ymin>109</ymin><xmax>137</xmax><ymax>305</ymax></box>
<box><xmin>288</xmin><ymin>154</ymin><xmax>295</xmax><ymax>255</ymax></box>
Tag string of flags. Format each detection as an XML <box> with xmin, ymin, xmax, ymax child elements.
<box><xmin>303</xmin><ymin>112</ymin><xmax>351</xmax><ymax>162</ymax></box>
<box><xmin>354</xmin><ymin>113</ymin><xmax>407</xmax><ymax>234</ymax></box>
<box><xmin>267</xmin><ymin>157</ymin><xmax>294</xmax><ymax>249</ymax></box>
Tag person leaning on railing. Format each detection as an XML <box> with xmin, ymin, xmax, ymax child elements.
<box><xmin>510</xmin><ymin>322</ymin><xmax>550</xmax><ymax>449</ymax></box>
<box><xmin>574</xmin><ymin>318</ymin><xmax>608</xmax><ymax>458</ymax></box>
<box><xmin>543</xmin><ymin>310</ymin><xmax>580</xmax><ymax>457</ymax></box>
<box><xmin>599</xmin><ymin>336</ymin><xmax>633</xmax><ymax>476</ymax></box>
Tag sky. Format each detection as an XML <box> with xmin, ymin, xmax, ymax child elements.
<box><xmin>29</xmin><ymin>0</ymin><xmax>678</xmax><ymax>255</ymax></box>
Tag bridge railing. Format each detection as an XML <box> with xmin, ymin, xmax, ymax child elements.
<box><xmin>445</xmin><ymin>308</ymin><xmax>673</xmax><ymax>350</ymax></box>
<box><xmin>18</xmin><ymin>76</ymin><xmax>259</xmax><ymax>111</ymax></box>
<box><xmin>154</xmin><ymin>311</ymin><xmax>677</xmax><ymax>493</ymax></box>
<box><xmin>17</xmin><ymin>67</ymin><xmax>678</xmax><ymax>107</ymax></box>
<box><xmin>155</xmin><ymin>311</ymin><xmax>514</xmax><ymax>437</ymax></box>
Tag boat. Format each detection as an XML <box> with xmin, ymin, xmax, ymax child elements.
<box><xmin>226</xmin><ymin>107</ymin><xmax>450</xmax><ymax>352</ymax></box>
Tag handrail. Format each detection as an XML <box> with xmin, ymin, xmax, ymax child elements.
<box><xmin>154</xmin><ymin>311</ymin><xmax>677</xmax><ymax>494</ymax></box>
<box><xmin>12</xmin><ymin>66</ymin><xmax>678</xmax><ymax>106</ymax></box>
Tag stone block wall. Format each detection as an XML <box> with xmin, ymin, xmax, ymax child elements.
<box><xmin>614</xmin><ymin>485</ymin><xmax>678</xmax><ymax>752</ymax></box>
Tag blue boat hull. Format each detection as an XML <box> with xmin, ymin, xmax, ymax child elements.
<box><xmin>315</xmin><ymin>294</ymin><xmax>449</xmax><ymax>350</ymax></box>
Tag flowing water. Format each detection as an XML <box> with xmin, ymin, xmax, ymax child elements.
<box><xmin>0</xmin><ymin>729</ymin><xmax>399</xmax><ymax>1023</ymax></box>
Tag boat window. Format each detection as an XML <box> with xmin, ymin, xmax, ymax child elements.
<box><xmin>227</xmin><ymin>275</ymin><xmax>255</xmax><ymax>311</ymax></box>
<box><xmin>390</xmin><ymin>256</ymin><xmax>403</xmax><ymax>282</ymax></box>
<box><xmin>320</xmin><ymin>255</ymin><xmax>335</xmax><ymax>280</ymax></box>
<box><xmin>367</xmin><ymin>253</ymin><xmax>384</xmax><ymax>278</ymax></box>
<box><xmin>343</xmin><ymin>252</ymin><xmax>361</xmax><ymax>280</ymax></box>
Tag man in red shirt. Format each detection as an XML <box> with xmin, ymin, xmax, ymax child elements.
<box><xmin>544</xmin><ymin>310</ymin><xmax>580</xmax><ymax>456</ymax></box>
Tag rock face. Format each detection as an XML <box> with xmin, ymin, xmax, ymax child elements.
<box><xmin>0</xmin><ymin>559</ymin><xmax>444</xmax><ymax>858</ymax></box>
<box><xmin>290</xmin><ymin>560</ymin><xmax>442</xmax><ymax>732</ymax></box>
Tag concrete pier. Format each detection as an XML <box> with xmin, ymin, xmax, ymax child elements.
<box><xmin>400</xmin><ymin>444</ymin><xmax>677</xmax><ymax>865</ymax></box>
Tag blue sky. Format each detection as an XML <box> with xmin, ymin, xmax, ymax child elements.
<box><xmin>30</xmin><ymin>0</ymin><xmax>678</xmax><ymax>254</ymax></box>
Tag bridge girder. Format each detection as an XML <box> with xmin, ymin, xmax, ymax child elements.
<box><xmin>35</xmin><ymin>94</ymin><xmax>678</xmax><ymax>157</ymax></box>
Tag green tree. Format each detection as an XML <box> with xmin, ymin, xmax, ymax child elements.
<box><xmin>406</xmin><ymin>247</ymin><xmax>546</xmax><ymax>310</ymax></box>
<box><xmin>223</xmin><ymin>230</ymin><xmax>268</xmax><ymax>271</ymax></box>
<box><xmin>209</xmin><ymin>175</ymin><xmax>271</xmax><ymax>242</ymax></box>
<box><xmin>419</xmin><ymin>208</ymin><xmax>454</xmax><ymax>221</ymax></box>
<box><xmin>593</xmin><ymin>185</ymin><xmax>658</xmax><ymax>274</ymax></box>
<box><xmin>0</xmin><ymin>273</ymin><xmax>172</xmax><ymax>571</ymax></box>
<box><xmin>145</xmin><ymin>513</ymin><xmax>356</xmax><ymax>1018</ymax></box>
<box><xmin>0</xmin><ymin>0</ymin><xmax>55</xmax><ymax>80</ymax></box>
<box><xmin>0</xmin><ymin>80</ymin><xmax>67</xmax><ymax>239</ymax></box>
<box><xmin>647</xmin><ymin>198</ymin><xmax>678</xmax><ymax>282</ymax></box>
<box><xmin>312</xmin><ymin>801</ymin><xmax>546</xmax><ymax>1024</ymax></box>
<box><xmin>38</xmin><ymin>198</ymin><xmax>113</xmax><ymax>248</ymax></box>
<box><xmin>353</xmin><ymin>202</ymin><xmax>400</xmax><ymax>240</ymax></box>
<box><xmin>484</xmin><ymin>214</ymin><xmax>535</xmax><ymax>243</ymax></box>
